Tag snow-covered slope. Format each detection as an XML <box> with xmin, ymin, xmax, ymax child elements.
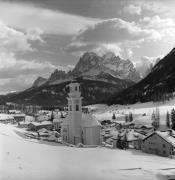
<box><xmin>0</xmin><ymin>124</ymin><xmax>175</xmax><ymax>180</ymax></box>
<box><xmin>90</xmin><ymin>97</ymin><xmax>175</xmax><ymax>129</ymax></box>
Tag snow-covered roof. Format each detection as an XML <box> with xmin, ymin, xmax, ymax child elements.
<box><xmin>41</xmin><ymin>121</ymin><xmax>52</xmax><ymax>125</ymax></box>
<box><xmin>0</xmin><ymin>114</ymin><xmax>14</xmax><ymax>121</ymax></box>
<box><xmin>29</xmin><ymin>122</ymin><xmax>40</xmax><ymax>126</ymax></box>
<box><xmin>111</xmin><ymin>129</ymin><xmax>146</xmax><ymax>141</ymax></box>
<box><xmin>156</xmin><ymin>131</ymin><xmax>175</xmax><ymax>147</ymax></box>
<box><xmin>13</xmin><ymin>114</ymin><xmax>25</xmax><ymax>117</ymax></box>
<box><xmin>19</xmin><ymin>122</ymin><xmax>30</xmax><ymax>125</ymax></box>
<box><xmin>29</xmin><ymin>121</ymin><xmax>52</xmax><ymax>127</ymax></box>
<box><xmin>53</xmin><ymin>118</ymin><xmax>63</xmax><ymax>123</ymax></box>
<box><xmin>38</xmin><ymin>128</ymin><xmax>48</xmax><ymax>133</ymax></box>
<box><xmin>143</xmin><ymin>130</ymin><xmax>175</xmax><ymax>147</ymax></box>
<box><xmin>81</xmin><ymin>113</ymin><xmax>101</xmax><ymax>127</ymax></box>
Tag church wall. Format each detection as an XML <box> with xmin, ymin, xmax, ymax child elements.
<box><xmin>83</xmin><ymin>126</ymin><xmax>101</xmax><ymax>145</ymax></box>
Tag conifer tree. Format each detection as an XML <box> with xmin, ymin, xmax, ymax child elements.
<box><xmin>129</xmin><ymin>112</ymin><xmax>133</xmax><ymax>122</ymax></box>
<box><xmin>171</xmin><ymin>108</ymin><xmax>175</xmax><ymax>130</ymax></box>
<box><xmin>125</xmin><ymin>114</ymin><xmax>129</xmax><ymax>122</ymax></box>
<box><xmin>50</xmin><ymin>111</ymin><xmax>54</xmax><ymax>122</ymax></box>
<box><xmin>112</xmin><ymin>113</ymin><xmax>116</xmax><ymax>120</ymax></box>
<box><xmin>60</xmin><ymin>111</ymin><xmax>64</xmax><ymax>118</ymax></box>
<box><xmin>166</xmin><ymin>111</ymin><xmax>170</xmax><ymax>128</ymax></box>
<box><xmin>155</xmin><ymin>107</ymin><xmax>160</xmax><ymax>129</ymax></box>
<box><xmin>152</xmin><ymin>108</ymin><xmax>160</xmax><ymax>130</ymax></box>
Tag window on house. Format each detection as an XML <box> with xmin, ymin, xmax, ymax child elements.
<box><xmin>75</xmin><ymin>86</ymin><xmax>77</xmax><ymax>91</ymax></box>
<box><xmin>162</xmin><ymin>144</ymin><xmax>166</xmax><ymax>148</ymax></box>
<box><xmin>76</xmin><ymin>104</ymin><xmax>79</xmax><ymax>111</ymax></box>
<box><xmin>163</xmin><ymin>150</ymin><xmax>166</xmax><ymax>155</ymax></box>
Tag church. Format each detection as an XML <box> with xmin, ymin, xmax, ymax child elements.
<box><xmin>61</xmin><ymin>81</ymin><xmax>101</xmax><ymax>145</ymax></box>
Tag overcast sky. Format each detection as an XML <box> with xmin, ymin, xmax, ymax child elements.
<box><xmin>0</xmin><ymin>0</ymin><xmax>175</xmax><ymax>94</ymax></box>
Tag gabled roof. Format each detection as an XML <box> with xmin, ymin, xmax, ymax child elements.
<box><xmin>0</xmin><ymin>114</ymin><xmax>14</xmax><ymax>121</ymax></box>
<box><xmin>111</xmin><ymin>129</ymin><xmax>146</xmax><ymax>141</ymax></box>
<box><xmin>143</xmin><ymin>130</ymin><xmax>175</xmax><ymax>147</ymax></box>
<box><xmin>81</xmin><ymin>113</ymin><xmax>101</xmax><ymax>127</ymax></box>
<box><xmin>53</xmin><ymin>118</ymin><xmax>63</xmax><ymax>123</ymax></box>
<box><xmin>29</xmin><ymin>121</ymin><xmax>52</xmax><ymax>127</ymax></box>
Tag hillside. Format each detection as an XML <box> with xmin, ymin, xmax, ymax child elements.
<box><xmin>0</xmin><ymin>51</ymin><xmax>141</xmax><ymax>106</ymax></box>
<box><xmin>2</xmin><ymin>77</ymin><xmax>133</xmax><ymax>106</ymax></box>
<box><xmin>106</xmin><ymin>48</ymin><xmax>175</xmax><ymax>105</ymax></box>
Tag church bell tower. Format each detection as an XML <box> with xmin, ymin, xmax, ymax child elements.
<box><xmin>67</xmin><ymin>81</ymin><xmax>82</xmax><ymax>144</ymax></box>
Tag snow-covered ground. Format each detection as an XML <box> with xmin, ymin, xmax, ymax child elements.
<box><xmin>91</xmin><ymin>99</ymin><xmax>175</xmax><ymax>127</ymax></box>
<box><xmin>0</xmin><ymin>124</ymin><xmax>175</xmax><ymax>180</ymax></box>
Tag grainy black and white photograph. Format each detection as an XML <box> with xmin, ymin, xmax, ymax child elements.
<box><xmin>0</xmin><ymin>0</ymin><xmax>175</xmax><ymax>180</ymax></box>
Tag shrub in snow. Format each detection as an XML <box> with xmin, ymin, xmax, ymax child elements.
<box><xmin>76</xmin><ymin>143</ymin><xmax>84</xmax><ymax>148</ymax></box>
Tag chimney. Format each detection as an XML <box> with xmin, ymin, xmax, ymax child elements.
<box><xmin>168</xmin><ymin>129</ymin><xmax>173</xmax><ymax>136</ymax></box>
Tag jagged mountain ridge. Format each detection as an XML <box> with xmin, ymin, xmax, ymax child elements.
<box><xmin>72</xmin><ymin>52</ymin><xmax>141</xmax><ymax>82</ymax></box>
<box><xmin>106</xmin><ymin>48</ymin><xmax>175</xmax><ymax>105</ymax></box>
<box><xmin>32</xmin><ymin>77</ymin><xmax>47</xmax><ymax>88</ymax></box>
<box><xmin>32</xmin><ymin>51</ymin><xmax>141</xmax><ymax>87</ymax></box>
<box><xmin>1</xmin><ymin>51</ymin><xmax>141</xmax><ymax>106</ymax></box>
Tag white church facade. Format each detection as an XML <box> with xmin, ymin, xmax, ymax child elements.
<box><xmin>61</xmin><ymin>81</ymin><xmax>101</xmax><ymax>145</ymax></box>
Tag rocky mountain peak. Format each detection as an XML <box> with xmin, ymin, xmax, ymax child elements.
<box><xmin>72</xmin><ymin>51</ymin><xmax>141</xmax><ymax>82</ymax></box>
<box><xmin>32</xmin><ymin>51</ymin><xmax>141</xmax><ymax>88</ymax></box>
<box><xmin>102</xmin><ymin>52</ymin><xmax>116</xmax><ymax>61</ymax></box>
<box><xmin>32</xmin><ymin>76</ymin><xmax>47</xmax><ymax>88</ymax></box>
<box><xmin>48</xmin><ymin>69</ymin><xmax>68</xmax><ymax>82</ymax></box>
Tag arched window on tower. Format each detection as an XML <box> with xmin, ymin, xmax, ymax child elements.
<box><xmin>70</xmin><ymin>105</ymin><xmax>72</xmax><ymax>111</ymax></box>
<box><xmin>75</xmin><ymin>86</ymin><xmax>78</xmax><ymax>91</ymax></box>
<box><xmin>76</xmin><ymin>104</ymin><xmax>79</xmax><ymax>111</ymax></box>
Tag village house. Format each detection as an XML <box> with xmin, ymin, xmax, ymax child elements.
<box><xmin>142</xmin><ymin>130</ymin><xmax>175</xmax><ymax>157</ymax></box>
<box><xmin>28</xmin><ymin>121</ymin><xmax>53</xmax><ymax>131</ymax></box>
<box><xmin>53</xmin><ymin>118</ymin><xmax>63</xmax><ymax>131</ymax></box>
<box><xmin>13</xmin><ymin>114</ymin><xmax>25</xmax><ymax>123</ymax></box>
<box><xmin>0</xmin><ymin>114</ymin><xmax>14</xmax><ymax>124</ymax></box>
<box><xmin>111</xmin><ymin>129</ymin><xmax>146</xmax><ymax>150</ymax></box>
<box><xmin>61</xmin><ymin>81</ymin><xmax>101</xmax><ymax>145</ymax></box>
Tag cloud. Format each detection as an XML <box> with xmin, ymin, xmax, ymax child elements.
<box><xmin>123</xmin><ymin>4</ymin><xmax>142</xmax><ymax>15</ymax></box>
<box><xmin>0</xmin><ymin>52</ymin><xmax>75</xmax><ymax>94</ymax></box>
<box><xmin>0</xmin><ymin>1</ymin><xmax>99</xmax><ymax>35</ymax></box>
<box><xmin>0</xmin><ymin>21</ymin><xmax>32</xmax><ymax>52</ymax></box>
<box><xmin>140</xmin><ymin>55</ymin><xmax>163</xmax><ymax>65</ymax></box>
<box><xmin>64</xmin><ymin>18</ymin><xmax>161</xmax><ymax>56</ymax></box>
<box><xmin>139</xmin><ymin>15</ymin><xmax>175</xmax><ymax>41</ymax></box>
<box><xmin>74</xmin><ymin>18</ymin><xmax>157</xmax><ymax>43</ymax></box>
<box><xmin>26</xmin><ymin>28</ymin><xmax>44</xmax><ymax>42</ymax></box>
<box><xmin>135</xmin><ymin>55</ymin><xmax>163</xmax><ymax>77</ymax></box>
<box><xmin>0</xmin><ymin>52</ymin><xmax>54</xmax><ymax>78</ymax></box>
<box><xmin>0</xmin><ymin>20</ymin><xmax>45</xmax><ymax>53</ymax></box>
<box><xmin>140</xmin><ymin>16</ymin><xmax>175</xmax><ymax>29</ymax></box>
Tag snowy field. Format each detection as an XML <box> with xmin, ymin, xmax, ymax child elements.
<box><xmin>90</xmin><ymin>98</ymin><xmax>175</xmax><ymax>127</ymax></box>
<box><xmin>0</xmin><ymin>124</ymin><xmax>175</xmax><ymax>180</ymax></box>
